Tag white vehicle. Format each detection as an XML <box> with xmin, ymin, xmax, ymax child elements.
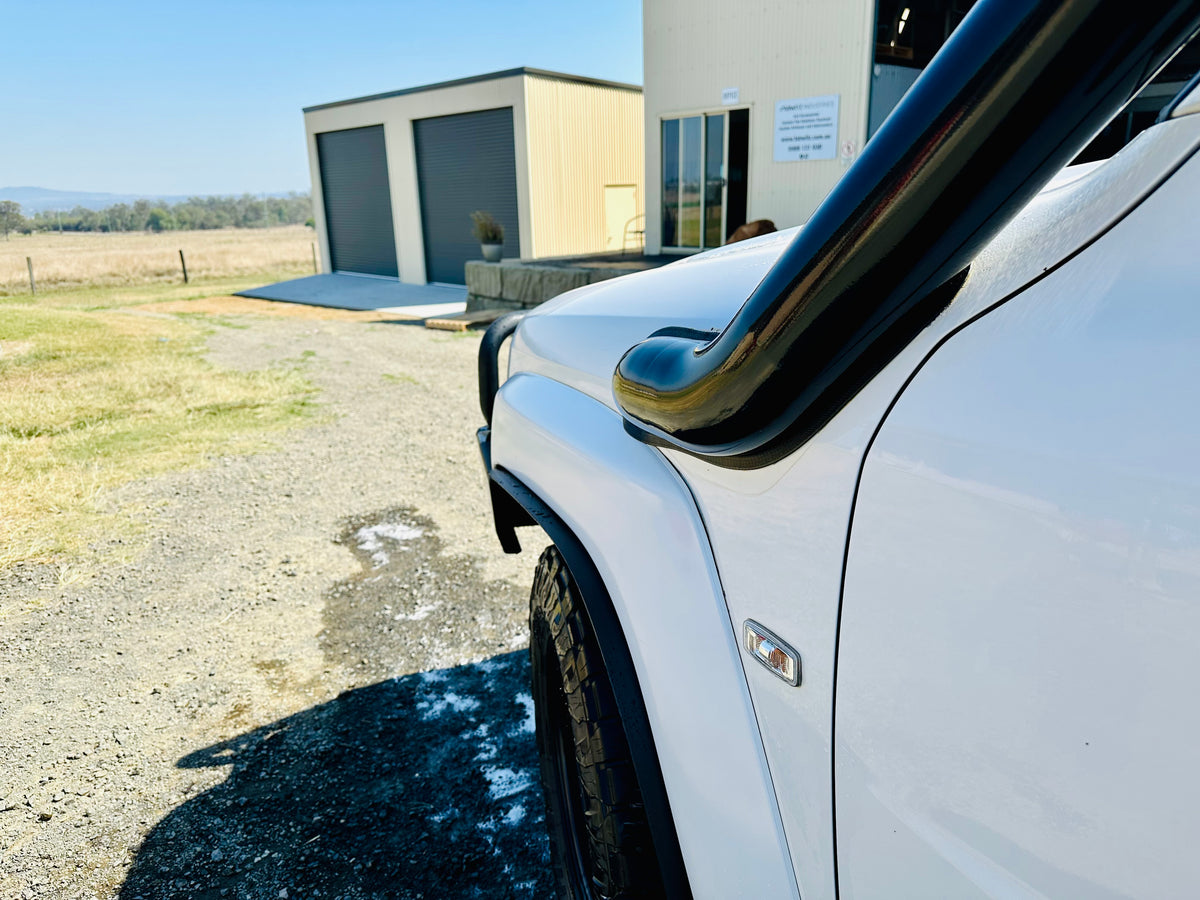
<box><xmin>476</xmin><ymin>1</ymin><xmax>1200</xmax><ymax>897</ymax></box>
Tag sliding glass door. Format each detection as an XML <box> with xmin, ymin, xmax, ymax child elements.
<box><xmin>662</xmin><ymin>110</ymin><xmax>745</xmax><ymax>251</ymax></box>
<box><xmin>704</xmin><ymin>114</ymin><xmax>724</xmax><ymax>248</ymax></box>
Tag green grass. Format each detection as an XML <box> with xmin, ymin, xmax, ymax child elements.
<box><xmin>0</xmin><ymin>278</ymin><xmax>316</xmax><ymax>577</ymax></box>
<box><xmin>381</xmin><ymin>372</ymin><xmax>418</xmax><ymax>385</ymax></box>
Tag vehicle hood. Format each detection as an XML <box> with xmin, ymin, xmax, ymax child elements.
<box><xmin>507</xmin><ymin>229</ymin><xmax>797</xmax><ymax>410</ymax></box>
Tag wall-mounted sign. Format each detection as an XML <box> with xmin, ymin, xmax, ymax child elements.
<box><xmin>774</xmin><ymin>94</ymin><xmax>839</xmax><ymax>161</ymax></box>
<box><xmin>722</xmin><ymin>87</ymin><xmax>740</xmax><ymax>105</ymax></box>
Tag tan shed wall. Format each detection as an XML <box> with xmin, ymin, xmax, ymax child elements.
<box><xmin>523</xmin><ymin>76</ymin><xmax>645</xmax><ymax>259</ymax></box>
<box><xmin>643</xmin><ymin>0</ymin><xmax>875</xmax><ymax>253</ymax></box>
<box><xmin>304</xmin><ymin>75</ymin><xmax>530</xmax><ymax>284</ymax></box>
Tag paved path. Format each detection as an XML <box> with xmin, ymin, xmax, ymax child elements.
<box><xmin>237</xmin><ymin>274</ymin><xmax>467</xmax><ymax>318</ymax></box>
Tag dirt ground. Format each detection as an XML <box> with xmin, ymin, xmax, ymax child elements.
<box><xmin>0</xmin><ymin>300</ymin><xmax>554</xmax><ymax>899</ymax></box>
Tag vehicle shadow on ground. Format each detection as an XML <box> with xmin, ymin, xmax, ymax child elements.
<box><xmin>119</xmin><ymin>652</ymin><xmax>552</xmax><ymax>900</ymax></box>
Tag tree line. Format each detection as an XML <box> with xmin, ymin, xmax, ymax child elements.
<box><xmin>0</xmin><ymin>194</ymin><xmax>314</xmax><ymax>238</ymax></box>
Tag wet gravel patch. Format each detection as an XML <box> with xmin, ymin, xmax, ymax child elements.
<box><xmin>321</xmin><ymin>508</ymin><xmax>529</xmax><ymax>682</ymax></box>
<box><xmin>0</xmin><ymin>308</ymin><xmax>552</xmax><ymax>899</ymax></box>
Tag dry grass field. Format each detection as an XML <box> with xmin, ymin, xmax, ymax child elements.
<box><xmin>0</xmin><ymin>301</ymin><xmax>317</xmax><ymax>575</ymax></box>
<box><xmin>0</xmin><ymin>225</ymin><xmax>316</xmax><ymax>295</ymax></box>
<box><xmin>0</xmin><ymin>227</ymin><xmax>327</xmax><ymax>575</ymax></box>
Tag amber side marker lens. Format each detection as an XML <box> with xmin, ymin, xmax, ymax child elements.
<box><xmin>743</xmin><ymin>620</ymin><xmax>801</xmax><ymax>687</ymax></box>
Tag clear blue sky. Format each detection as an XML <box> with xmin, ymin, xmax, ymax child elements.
<box><xmin>2</xmin><ymin>0</ymin><xmax>643</xmax><ymax>196</ymax></box>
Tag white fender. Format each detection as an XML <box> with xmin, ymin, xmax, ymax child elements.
<box><xmin>491</xmin><ymin>371</ymin><xmax>798</xmax><ymax>899</ymax></box>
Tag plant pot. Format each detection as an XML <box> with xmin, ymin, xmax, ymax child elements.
<box><xmin>481</xmin><ymin>243</ymin><xmax>503</xmax><ymax>263</ymax></box>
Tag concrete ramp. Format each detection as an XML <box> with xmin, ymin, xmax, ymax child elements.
<box><xmin>237</xmin><ymin>274</ymin><xmax>466</xmax><ymax>317</ymax></box>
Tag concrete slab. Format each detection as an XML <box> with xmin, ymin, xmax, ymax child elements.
<box><xmin>236</xmin><ymin>274</ymin><xmax>467</xmax><ymax>317</ymax></box>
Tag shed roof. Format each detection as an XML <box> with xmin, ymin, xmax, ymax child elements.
<box><xmin>303</xmin><ymin>67</ymin><xmax>642</xmax><ymax>113</ymax></box>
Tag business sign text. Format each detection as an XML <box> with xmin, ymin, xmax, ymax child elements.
<box><xmin>774</xmin><ymin>94</ymin><xmax>839</xmax><ymax>161</ymax></box>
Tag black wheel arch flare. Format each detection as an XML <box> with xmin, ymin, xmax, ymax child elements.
<box><xmin>488</xmin><ymin>466</ymin><xmax>694</xmax><ymax>900</ymax></box>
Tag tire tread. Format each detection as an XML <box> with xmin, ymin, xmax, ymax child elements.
<box><xmin>530</xmin><ymin>546</ymin><xmax>664</xmax><ymax>900</ymax></box>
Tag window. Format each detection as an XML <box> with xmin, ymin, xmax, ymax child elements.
<box><xmin>661</xmin><ymin>111</ymin><xmax>746</xmax><ymax>251</ymax></box>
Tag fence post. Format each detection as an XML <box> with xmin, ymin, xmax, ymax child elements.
<box><xmin>26</xmin><ymin>257</ymin><xmax>35</xmax><ymax>294</ymax></box>
<box><xmin>179</xmin><ymin>249</ymin><xmax>188</xmax><ymax>284</ymax></box>
<box><xmin>312</xmin><ymin>242</ymin><xmax>318</xmax><ymax>274</ymax></box>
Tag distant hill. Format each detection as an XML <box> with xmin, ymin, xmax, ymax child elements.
<box><xmin>0</xmin><ymin>187</ymin><xmax>189</xmax><ymax>213</ymax></box>
<box><xmin>0</xmin><ymin>186</ymin><xmax>305</xmax><ymax>214</ymax></box>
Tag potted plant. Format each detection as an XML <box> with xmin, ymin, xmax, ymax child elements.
<box><xmin>471</xmin><ymin>210</ymin><xmax>505</xmax><ymax>263</ymax></box>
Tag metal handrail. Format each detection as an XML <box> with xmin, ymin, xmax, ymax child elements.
<box><xmin>622</xmin><ymin>212</ymin><xmax>646</xmax><ymax>256</ymax></box>
<box><xmin>613</xmin><ymin>0</ymin><xmax>1200</xmax><ymax>468</ymax></box>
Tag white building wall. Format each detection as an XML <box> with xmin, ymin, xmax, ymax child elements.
<box><xmin>643</xmin><ymin>0</ymin><xmax>876</xmax><ymax>254</ymax></box>
<box><xmin>304</xmin><ymin>75</ymin><xmax>530</xmax><ymax>284</ymax></box>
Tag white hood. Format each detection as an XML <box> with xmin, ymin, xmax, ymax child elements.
<box><xmin>507</xmin><ymin>228</ymin><xmax>797</xmax><ymax>411</ymax></box>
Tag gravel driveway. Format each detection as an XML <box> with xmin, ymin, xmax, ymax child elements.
<box><xmin>0</xmin><ymin>302</ymin><xmax>553</xmax><ymax>899</ymax></box>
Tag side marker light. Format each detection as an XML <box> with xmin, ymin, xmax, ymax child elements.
<box><xmin>743</xmin><ymin>620</ymin><xmax>801</xmax><ymax>686</ymax></box>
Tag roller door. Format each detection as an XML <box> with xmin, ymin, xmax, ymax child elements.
<box><xmin>413</xmin><ymin>108</ymin><xmax>519</xmax><ymax>284</ymax></box>
<box><xmin>316</xmin><ymin>125</ymin><xmax>398</xmax><ymax>277</ymax></box>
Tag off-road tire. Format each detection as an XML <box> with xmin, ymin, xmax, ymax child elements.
<box><xmin>529</xmin><ymin>545</ymin><xmax>666</xmax><ymax>900</ymax></box>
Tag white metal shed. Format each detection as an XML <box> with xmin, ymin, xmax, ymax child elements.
<box><xmin>303</xmin><ymin>68</ymin><xmax>644</xmax><ymax>286</ymax></box>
